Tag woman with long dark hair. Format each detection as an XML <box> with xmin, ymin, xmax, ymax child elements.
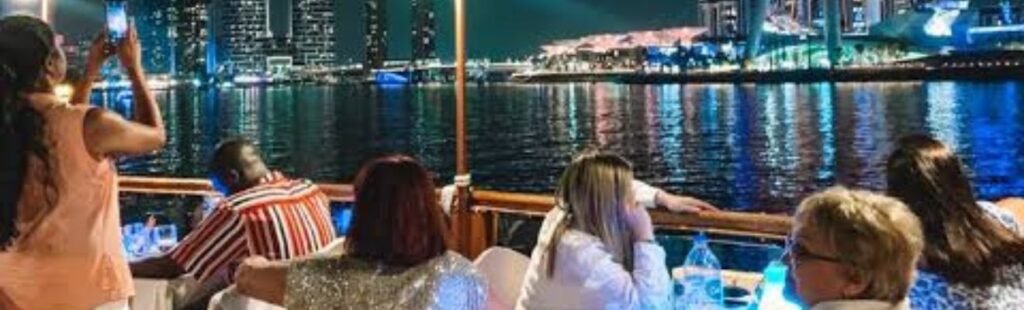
<box><xmin>0</xmin><ymin>16</ymin><xmax>165</xmax><ymax>309</ymax></box>
<box><xmin>231</xmin><ymin>155</ymin><xmax>486</xmax><ymax>309</ymax></box>
<box><xmin>886</xmin><ymin>135</ymin><xmax>1024</xmax><ymax>309</ymax></box>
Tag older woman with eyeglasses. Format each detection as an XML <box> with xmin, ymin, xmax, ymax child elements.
<box><xmin>784</xmin><ymin>187</ymin><xmax>924</xmax><ymax>310</ymax></box>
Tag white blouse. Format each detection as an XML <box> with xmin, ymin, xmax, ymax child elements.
<box><xmin>632</xmin><ymin>180</ymin><xmax>661</xmax><ymax>210</ymax></box>
<box><xmin>812</xmin><ymin>299</ymin><xmax>909</xmax><ymax>310</ymax></box>
<box><xmin>514</xmin><ymin>205</ymin><xmax>672</xmax><ymax>310</ymax></box>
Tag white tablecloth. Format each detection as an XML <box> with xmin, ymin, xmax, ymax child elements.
<box><xmin>132</xmin><ymin>276</ymin><xmax>198</xmax><ymax>310</ymax></box>
<box><xmin>208</xmin><ymin>287</ymin><xmax>285</xmax><ymax>310</ymax></box>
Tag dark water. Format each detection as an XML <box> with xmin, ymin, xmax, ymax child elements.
<box><xmin>106</xmin><ymin>82</ymin><xmax>1024</xmax><ymax>213</ymax></box>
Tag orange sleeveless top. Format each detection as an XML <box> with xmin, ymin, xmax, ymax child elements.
<box><xmin>0</xmin><ymin>103</ymin><xmax>133</xmax><ymax>310</ymax></box>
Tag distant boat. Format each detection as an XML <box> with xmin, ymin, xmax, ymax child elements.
<box><xmin>369</xmin><ymin>71</ymin><xmax>410</xmax><ymax>86</ymax></box>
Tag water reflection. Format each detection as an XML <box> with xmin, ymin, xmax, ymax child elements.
<box><xmin>101</xmin><ymin>82</ymin><xmax>1024</xmax><ymax>212</ymax></box>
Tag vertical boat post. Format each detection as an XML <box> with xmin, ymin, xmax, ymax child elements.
<box><xmin>41</xmin><ymin>0</ymin><xmax>52</xmax><ymax>24</ymax></box>
<box><xmin>455</xmin><ymin>0</ymin><xmax>467</xmax><ymax>177</ymax></box>
<box><xmin>451</xmin><ymin>0</ymin><xmax>495</xmax><ymax>258</ymax></box>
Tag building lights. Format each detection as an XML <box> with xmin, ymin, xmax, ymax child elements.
<box><xmin>924</xmin><ymin>8</ymin><xmax>961</xmax><ymax>37</ymax></box>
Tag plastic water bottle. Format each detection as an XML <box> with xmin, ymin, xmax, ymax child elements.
<box><xmin>677</xmin><ymin>232</ymin><xmax>724</xmax><ymax>310</ymax></box>
<box><xmin>753</xmin><ymin>260</ymin><xmax>802</xmax><ymax>310</ymax></box>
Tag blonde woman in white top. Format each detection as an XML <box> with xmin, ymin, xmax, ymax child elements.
<box><xmin>516</xmin><ymin>151</ymin><xmax>673</xmax><ymax>310</ymax></box>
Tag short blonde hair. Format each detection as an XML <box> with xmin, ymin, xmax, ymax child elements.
<box><xmin>795</xmin><ymin>187</ymin><xmax>924</xmax><ymax>303</ymax></box>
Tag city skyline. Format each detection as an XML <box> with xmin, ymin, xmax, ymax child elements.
<box><xmin>33</xmin><ymin>0</ymin><xmax>699</xmax><ymax>61</ymax></box>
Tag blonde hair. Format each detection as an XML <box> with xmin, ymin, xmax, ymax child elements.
<box><xmin>546</xmin><ymin>150</ymin><xmax>635</xmax><ymax>277</ymax></box>
<box><xmin>795</xmin><ymin>187</ymin><xmax>924</xmax><ymax>303</ymax></box>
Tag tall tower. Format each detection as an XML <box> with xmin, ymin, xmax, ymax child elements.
<box><xmin>699</xmin><ymin>0</ymin><xmax>747</xmax><ymax>39</ymax></box>
<box><xmin>220</xmin><ymin>0</ymin><xmax>271</xmax><ymax>73</ymax></box>
<box><xmin>293</xmin><ymin>0</ymin><xmax>336</xmax><ymax>69</ymax></box>
<box><xmin>825</xmin><ymin>0</ymin><xmax>842</xmax><ymax>66</ymax></box>
<box><xmin>171</xmin><ymin>0</ymin><xmax>211</xmax><ymax>77</ymax></box>
<box><xmin>133</xmin><ymin>0</ymin><xmax>174</xmax><ymax>74</ymax></box>
<box><xmin>364</xmin><ymin>0</ymin><xmax>388</xmax><ymax>70</ymax></box>
<box><xmin>745</xmin><ymin>0</ymin><xmax>769</xmax><ymax>62</ymax></box>
<box><xmin>411</xmin><ymin>0</ymin><xmax>436</xmax><ymax>62</ymax></box>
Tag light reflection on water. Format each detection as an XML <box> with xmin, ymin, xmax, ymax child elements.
<box><xmin>104</xmin><ymin>82</ymin><xmax>1024</xmax><ymax>213</ymax></box>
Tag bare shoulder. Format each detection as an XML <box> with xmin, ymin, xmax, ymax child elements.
<box><xmin>997</xmin><ymin>197</ymin><xmax>1024</xmax><ymax>207</ymax></box>
<box><xmin>996</xmin><ymin>198</ymin><xmax>1024</xmax><ymax>224</ymax></box>
<box><xmin>83</xmin><ymin>107</ymin><xmax>127</xmax><ymax>133</ymax></box>
<box><xmin>81</xmin><ymin>107</ymin><xmax>165</xmax><ymax>156</ymax></box>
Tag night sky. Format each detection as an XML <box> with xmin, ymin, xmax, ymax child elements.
<box><xmin>28</xmin><ymin>0</ymin><xmax>697</xmax><ymax>60</ymax></box>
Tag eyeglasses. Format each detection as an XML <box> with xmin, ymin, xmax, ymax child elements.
<box><xmin>782</xmin><ymin>234</ymin><xmax>845</xmax><ymax>266</ymax></box>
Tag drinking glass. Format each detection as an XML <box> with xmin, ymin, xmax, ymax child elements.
<box><xmin>155</xmin><ymin>225</ymin><xmax>178</xmax><ymax>253</ymax></box>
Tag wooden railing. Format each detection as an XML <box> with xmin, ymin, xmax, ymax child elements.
<box><xmin>120</xmin><ymin>176</ymin><xmax>792</xmax><ymax>258</ymax></box>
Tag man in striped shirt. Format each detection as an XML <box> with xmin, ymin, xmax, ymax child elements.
<box><xmin>130</xmin><ymin>139</ymin><xmax>336</xmax><ymax>307</ymax></box>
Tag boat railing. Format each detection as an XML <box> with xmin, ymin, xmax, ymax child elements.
<box><xmin>120</xmin><ymin>176</ymin><xmax>792</xmax><ymax>258</ymax></box>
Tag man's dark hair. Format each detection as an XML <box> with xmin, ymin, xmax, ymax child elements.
<box><xmin>209</xmin><ymin>138</ymin><xmax>258</xmax><ymax>176</ymax></box>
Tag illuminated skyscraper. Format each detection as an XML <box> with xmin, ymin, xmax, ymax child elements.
<box><xmin>411</xmin><ymin>0</ymin><xmax>436</xmax><ymax>62</ymax></box>
<box><xmin>220</xmin><ymin>0</ymin><xmax>272</xmax><ymax>73</ymax></box>
<box><xmin>293</xmin><ymin>0</ymin><xmax>335</xmax><ymax>69</ymax></box>
<box><xmin>133</xmin><ymin>0</ymin><xmax>174</xmax><ymax>74</ymax></box>
<box><xmin>699</xmin><ymin>0</ymin><xmax>748</xmax><ymax>39</ymax></box>
<box><xmin>171</xmin><ymin>0</ymin><xmax>212</xmax><ymax>77</ymax></box>
<box><xmin>365</xmin><ymin>0</ymin><xmax>387</xmax><ymax>70</ymax></box>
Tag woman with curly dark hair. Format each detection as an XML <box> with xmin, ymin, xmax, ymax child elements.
<box><xmin>0</xmin><ymin>16</ymin><xmax>165</xmax><ymax>309</ymax></box>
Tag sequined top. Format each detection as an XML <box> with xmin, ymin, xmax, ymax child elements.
<box><xmin>284</xmin><ymin>251</ymin><xmax>488</xmax><ymax>310</ymax></box>
<box><xmin>908</xmin><ymin>201</ymin><xmax>1024</xmax><ymax>309</ymax></box>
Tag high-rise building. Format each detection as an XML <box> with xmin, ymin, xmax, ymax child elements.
<box><xmin>839</xmin><ymin>0</ymin><xmax>868</xmax><ymax>33</ymax></box>
<box><xmin>133</xmin><ymin>0</ymin><xmax>174</xmax><ymax>74</ymax></box>
<box><xmin>170</xmin><ymin>0</ymin><xmax>211</xmax><ymax>77</ymax></box>
<box><xmin>293</xmin><ymin>0</ymin><xmax>335</xmax><ymax>69</ymax></box>
<box><xmin>411</xmin><ymin>0</ymin><xmax>436</xmax><ymax>62</ymax></box>
<box><xmin>770</xmin><ymin>0</ymin><xmax>912</xmax><ymax>32</ymax></box>
<box><xmin>699</xmin><ymin>0</ymin><xmax>748</xmax><ymax>39</ymax></box>
<box><xmin>887</xmin><ymin>0</ymin><xmax>914</xmax><ymax>16</ymax></box>
<box><xmin>220</xmin><ymin>0</ymin><xmax>272</xmax><ymax>73</ymax></box>
<box><xmin>364</xmin><ymin>0</ymin><xmax>388</xmax><ymax>70</ymax></box>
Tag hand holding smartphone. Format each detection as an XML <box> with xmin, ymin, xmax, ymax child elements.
<box><xmin>105</xmin><ymin>0</ymin><xmax>128</xmax><ymax>46</ymax></box>
<box><xmin>104</xmin><ymin>0</ymin><xmax>143</xmax><ymax>74</ymax></box>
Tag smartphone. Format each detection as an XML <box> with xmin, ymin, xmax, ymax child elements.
<box><xmin>105</xmin><ymin>0</ymin><xmax>128</xmax><ymax>44</ymax></box>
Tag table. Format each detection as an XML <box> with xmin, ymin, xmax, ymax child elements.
<box><xmin>131</xmin><ymin>276</ymin><xmax>198</xmax><ymax>310</ymax></box>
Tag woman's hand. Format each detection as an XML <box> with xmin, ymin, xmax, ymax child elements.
<box><xmin>84</xmin><ymin>31</ymin><xmax>112</xmax><ymax>75</ymax></box>
<box><xmin>72</xmin><ymin>30</ymin><xmax>113</xmax><ymax>105</ymax></box>
<box><xmin>115</xmin><ymin>23</ymin><xmax>143</xmax><ymax>75</ymax></box>
<box><xmin>235</xmin><ymin>256</ymin><xmax>272</xmax><ymax>287</ymax></box>
<box><xmin>658</xmin><ymin>193</ymin><xmax>720</xmax><ymax>213</ymax></box>
<box><xmin>235</xmin><ymin>256</ymin><xmax>288</xmax><ymax>306</ymax></box>
<box><xmin>625</xmin><ymin>204</ymin><xmax>656</xmax><ymax>243</ymax></box>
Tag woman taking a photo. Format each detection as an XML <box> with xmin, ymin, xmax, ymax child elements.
<box><xmin>0</xmin><ymin>16</ymin><xmax>165</xmax><ymax>310</ymax></box>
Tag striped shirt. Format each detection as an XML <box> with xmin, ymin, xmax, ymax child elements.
<box><xmin>170</xmin><ymin>171</ymin><xmax>336</xmax><ymax>280</ymax></box>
